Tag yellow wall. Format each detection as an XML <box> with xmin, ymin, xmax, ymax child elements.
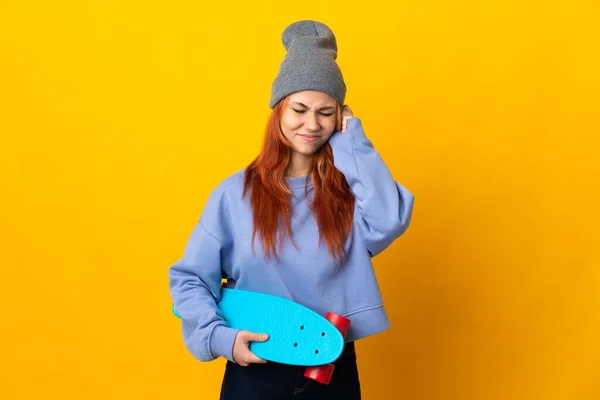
<box><xmin>1</xmin><ymin>1</ymin><xmax>598</xmax><ymax>399</ymax></box>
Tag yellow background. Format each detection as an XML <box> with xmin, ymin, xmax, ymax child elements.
<box><xmin>1</xmin><ymin>0</ymin><xmax>599</xmax><ymax>399</ymax></box>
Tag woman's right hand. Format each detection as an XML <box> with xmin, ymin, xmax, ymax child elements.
<box><xmin>232</xmin><ymin>330</ymin><xmax>269</xmax><ymax>366</ymax></box>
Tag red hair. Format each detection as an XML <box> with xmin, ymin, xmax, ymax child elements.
<box><xmin>243</xmin><ymin>96</ymin><xmax>355</xmax><ymax>265</ymax></box>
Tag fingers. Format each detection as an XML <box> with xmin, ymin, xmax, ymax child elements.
<box><xmin>242</xmin><ymin>331</ymin><xmax>269</xmax><ymax>342</ymax></box>
<box><xmin>342</xmin><ymin>116</ymin><xmax>352</xmax><ymax>133</ymax></box>
<box><xmin>237</xmin><ymin>358</ymin><xmax>251</xmax><ymax>367</ymax></box>
<box><xmin>236</xmin><ymin>345</ymin><xmax>267</xmax><ymax>366</ymax></box>
<box><xmin>234</xmin><ymin>331</ymin><xmax>269</xmax><ymax>366</ymax></box>
<box><xmin>246</xmin><ymin>352</ymin><xmax>267</xmax><ymax>364</ymax></box>
<box><xmin>341</xmin><ymin>105</ymin><xmax>353</xmax><ymax>133</ymax></box>
<box><xmin>342</xmin><ymin>104</ymin><xmax>353</xmax><ymax>117</ymax></box>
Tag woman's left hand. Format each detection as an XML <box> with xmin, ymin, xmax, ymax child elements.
<box><xmin>342</xmin><ymin>105</ymin><xmax>354</xmax><ymax>133</ymax></box>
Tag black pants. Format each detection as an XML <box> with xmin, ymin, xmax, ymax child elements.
<box><xmin>219</xmin><ymin>342</ymin><xmax>361</xmax><ymax>400</ymax></box>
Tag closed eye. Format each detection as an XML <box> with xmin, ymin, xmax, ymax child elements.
<box><xmin>293</xmin><ymin>109</ymin><xmax>334</xmax><ymax>117</ymax></box>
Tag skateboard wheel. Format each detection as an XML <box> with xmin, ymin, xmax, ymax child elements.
<box><xmin>304</xmin><ymin>363</ymin><xmax>335</xmax><ymax>385</ymax></box>
<box><xmin>325</xmin><ymin>312</ymin><xmax>351</xmax><ymax>338</ymax></box>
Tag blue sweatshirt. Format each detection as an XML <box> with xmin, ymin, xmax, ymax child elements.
<box><xmin>169</xmin><ymin>117</ymin><xmax>414</xmax><ymax>363</ymax></box>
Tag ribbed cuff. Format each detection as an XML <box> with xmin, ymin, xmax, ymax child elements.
<box><xmin>209</xmin><ymin>325</ymin><xmax>240</xmax><ymax>362</ymax></box>
<box><xmin>328</xmin><ymin>117</ymin><xmax>364</xmax><ymax>147</ymax></box>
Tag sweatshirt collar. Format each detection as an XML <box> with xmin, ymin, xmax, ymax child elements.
<box><xmin>286</xmin><ymin>174</ymin><xmax>313</xmax><ymax>189</ymax></box>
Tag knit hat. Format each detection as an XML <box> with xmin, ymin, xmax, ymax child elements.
<box><xmin>269</xmin><ymin>20</ymin><xmax>346</xmax><ymax>109</ymax></box>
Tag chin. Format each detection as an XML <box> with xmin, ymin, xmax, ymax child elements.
<box><xmin>294</xmin><ymin>144</ymin><xmax>323</xmax><ymax>155</ymax></box>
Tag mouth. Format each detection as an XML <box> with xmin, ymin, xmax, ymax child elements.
<box><xmin>297</xmin><ymin>134</ymin><xmax>321</xmax><ymax>143</ymax></box>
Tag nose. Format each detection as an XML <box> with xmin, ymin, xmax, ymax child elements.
<box><xmin>304</xmin><ymin>112</ymin><xmax>320</xmax><ymax>131</ymax></box>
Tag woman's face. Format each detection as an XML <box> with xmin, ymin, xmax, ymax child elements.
<box><xmin>280</xmin><ymin>91</ymin><xmax>339</xmax><ymax>156</ymax></box>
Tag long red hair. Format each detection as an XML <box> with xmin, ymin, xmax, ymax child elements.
<box><xmin>242</xmin><ymin>96</ymin><xmax>355</xmax><ymax>265</ymax></box>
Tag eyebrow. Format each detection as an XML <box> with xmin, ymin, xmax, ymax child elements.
<box><xmin>291</xmin><ymin>102</ymin><xmax>336</xmax><ymax>111</ymax></box>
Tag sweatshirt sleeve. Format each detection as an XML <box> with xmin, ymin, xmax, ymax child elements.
<box><xmin>328</xmin><ymin>117</ymin><xmax>415</xmax><ymax>257</ymax></box>
<box><xmin>168</xmin><ymin>190</ymin><xmax>240</xmax><ymax>362</ymax></box>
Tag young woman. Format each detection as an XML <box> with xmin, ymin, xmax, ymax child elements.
<box><xmin>169</xmin><ymin>20</ymin><xmax>414</xmax><ymax>399</ymax></box>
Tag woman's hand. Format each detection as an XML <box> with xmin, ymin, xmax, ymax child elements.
<box><xmin>342</xmin><ymin>105</ymin><xmax>354</xmax><ymax>133</ymax></box>
<box><xmin>232</xmin><ymin>330</ymin><xmax>269</xmax><ymax>366</ymax></box>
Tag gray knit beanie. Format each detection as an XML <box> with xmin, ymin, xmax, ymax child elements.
<box><xmin>269</xmin><ymin>20</ymin><xmax>346</xmax><ymax>109</ymax></box>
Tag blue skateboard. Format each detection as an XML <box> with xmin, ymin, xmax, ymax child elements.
<box><xmin>172</xmin><ymin>288</ymin><xmax>351</xmax><ymax>384</ymax></box>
